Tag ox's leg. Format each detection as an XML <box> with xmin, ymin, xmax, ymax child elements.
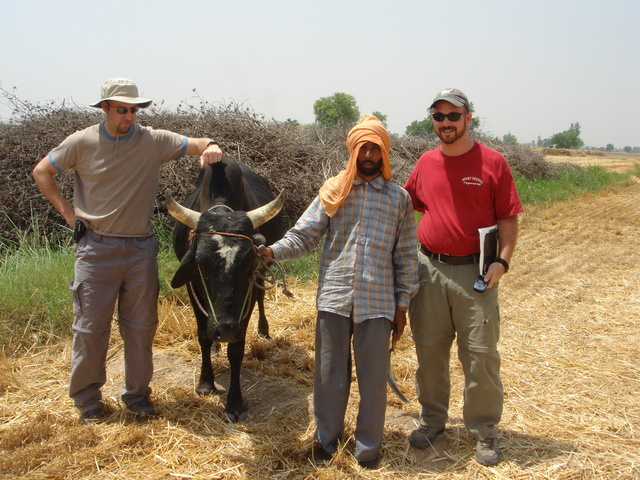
<box><xmin>196</xmin><ymin>335</ymin><xmax>215</xmax><ymax>395</ymax></box>
<box><xmin>225</xmin><ymin>338</ymin><xmax>248</xmax><ymax>422</ymax></box>
<box><xmin>196</xmin><ymin>320</ymin><xmax>219</xmax><ymax>396</ymax></box>
<box><xmin>187</xmin><ymin>286</ymin><xmax>220</xmax><ymax>396</ymax></box>
<box><xmin>255</xmin><ymin>288</ymin><xmax>270</xmax><ymax>339</ymax></box>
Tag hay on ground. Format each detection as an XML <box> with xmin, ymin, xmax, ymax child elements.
<box><xmin>1</xmin><ymin>184</ymin><xmax>639</xmax><ymax>479</ymax></box>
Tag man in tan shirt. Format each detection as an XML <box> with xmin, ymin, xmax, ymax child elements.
<box><xmin>32</xmin><ymin>78</ymin><xmax>222</xmax><ymax>423</ymax></box>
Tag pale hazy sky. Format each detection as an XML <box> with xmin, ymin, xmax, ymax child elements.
<box><xmin>1</xmin><ymin>0</ymin><xmax>638</xmax><ymax>148</ymax></box>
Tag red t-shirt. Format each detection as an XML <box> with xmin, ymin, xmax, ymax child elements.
<box><xmin>403</xmin><ymin>142</ymin><xmax>523</xmax><ymax>256</ymax></box>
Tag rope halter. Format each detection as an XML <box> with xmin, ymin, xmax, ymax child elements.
<box><xmin>187</xmin><ymin>229</ymin><xmax>293</xmax><ymax>325</ymax></box>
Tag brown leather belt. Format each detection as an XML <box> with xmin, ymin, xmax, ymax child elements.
<box><xmin>420</xmin><ymin>245</ymin><xmax>479</xmax><ymax>265</ymax></box>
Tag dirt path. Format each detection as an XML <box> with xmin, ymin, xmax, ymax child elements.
<box><xmin>1</xmin><ymin>175</ymin><xmax>639</xmax><ymax>479</ymax></box>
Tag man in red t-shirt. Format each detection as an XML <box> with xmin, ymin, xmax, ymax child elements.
<box><xmin>403</xmin><ymin>88</ymin><xmax>524</xmax><ymax>466</ymax></box>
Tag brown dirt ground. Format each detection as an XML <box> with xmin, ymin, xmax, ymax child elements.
<box><xmin>1</xmin><ymin>153</ymin><xmax>639</xmax><ymax>479</ymax></box>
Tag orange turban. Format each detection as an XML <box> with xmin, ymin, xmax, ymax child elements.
<box><xmin>319</xmin><ymin>114</ymin><xmax>392</xmax><ymax>217</ymax></box>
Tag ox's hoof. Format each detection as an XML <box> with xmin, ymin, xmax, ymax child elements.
<box><xmin>225</xmin><ymin>409</ymin><xmax>249</xmax><ymax>423</ymax></box>
<box><xmin>196</xmin><ymin>382</ymin><xmax>226</xmax><ymax>396</ymax></box>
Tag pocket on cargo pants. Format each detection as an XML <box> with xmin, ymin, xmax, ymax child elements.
<box><xmin>69</xmin><ymin>280</ymin><xmax>83</xmax><ymax>318</ymax></box>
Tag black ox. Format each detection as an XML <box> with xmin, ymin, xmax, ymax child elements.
<box><xmin>166</xmin><ymin>157</ymin><xmax>283</xmax><ymax>422</ymax></box>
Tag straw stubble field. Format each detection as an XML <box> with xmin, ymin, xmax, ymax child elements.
<box><xmin>1</xmin><ymin>160</ymin><xmax>638</xmax><ymax>479</ymax></box>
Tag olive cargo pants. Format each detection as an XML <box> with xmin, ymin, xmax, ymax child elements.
<box><xmin>409</xmin><ymin>252</ymin><xmax>503</xmax><ymax>441</ymax></box>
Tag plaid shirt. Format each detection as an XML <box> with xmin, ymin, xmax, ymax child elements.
<box><xmin>270</xmin><ymin>175</ymin><xmax>419</xmax><ymax>323</ymax></box>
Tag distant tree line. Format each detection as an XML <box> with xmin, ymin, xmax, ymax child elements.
<box><xmin>503</xmin><ymin>124</ymin><xmax>638</xmax><ymax>153</ymax></box>
<box><xmin>500</xmin><ymin>124</ymin><xmax>585</xmax><ymax>150</ymax></box>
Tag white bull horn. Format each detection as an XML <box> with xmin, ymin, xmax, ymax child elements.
<box><xmin>165</xmin><ymin>192</ymin><xmax>200</xmax><ymax>229</ymax></box>
<box><xmin>246</xmin><ymin>191</ymin><xmax>284</xmax><ymax>229</ymax></box>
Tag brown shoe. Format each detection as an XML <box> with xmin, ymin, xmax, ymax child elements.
<box><xmin>312</xmin><ymin>445</ymin><xmax>333</xmax><ymax>465</ymax></box>
<box><xmin>79</xmin><ymin>408</ymin><xmax>104</xmax><ymax>425</ymax></box>
<box><xmin>476</xmin><ymin>438</ymin><xmax>501</xmax><ymax>466</ymax></box>
<box><xmin>127</xmin><ymin>399</ymin><xmax>157</xmax><ymax>419</ymax></box>
<box><xmin>408</xmin><ymin>425</ymin><xmax>445</xmax><ymax>448</ymax></box>
<box><xmin>358</xmin><ymin>456</ymin><xmax>380</xmax><ymax>470</ymax></box>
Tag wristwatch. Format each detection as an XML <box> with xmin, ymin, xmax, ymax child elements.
<box><xmin>495</xmin><ymin>257</ymin><xmax>509</xmax><ymax>273</ymax></box>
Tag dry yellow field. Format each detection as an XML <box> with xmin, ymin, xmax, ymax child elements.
<box><xmin>1</xmin><ymin>155</ymin><xmax>638</xmax><ymax>479</ymax></box>
<box><xmin>542</xmin><ymin>149</ymin><xmax>639</xmax><ymax>173</ymax></box>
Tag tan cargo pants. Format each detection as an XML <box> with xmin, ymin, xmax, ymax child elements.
<box><xmin>69</xmin><ymin>230</ymin><xmax>159</xmax><ymax>414</ymax></box>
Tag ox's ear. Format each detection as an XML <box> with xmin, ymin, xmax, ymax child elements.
<box><xmin>171</xmin><ymin>248</ymin><xmax>198</xmax><ymax>288</ymax></box>
<box><xmin>252</xmin><ymin>233</ymin><xmax>266</xmax><ymax>246</ymax></box>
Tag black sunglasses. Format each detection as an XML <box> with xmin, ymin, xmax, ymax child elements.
<box><xmin>110</xmin><ymin>104</ymin><xmax>140</xmax><ymax>114</ymax></box>
<box><xmin>432</xmin><ymin>111</ymin><xmax>467</xmax><ymax>122</ymax></box>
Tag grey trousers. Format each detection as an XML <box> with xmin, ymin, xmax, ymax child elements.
<box><xmin>313</xmin><ymin>311</ymin><xmax>391</xmax><ymax>462</ymax></box>
<box><xmin>69</xmin><ymin>231</ymin><xmax>159</xmax><ymax>413</ymax></box>
<box><xmin>409</xmin><ymin>253</ymin><xmax>503</xmax><ymax>441</ymax></box>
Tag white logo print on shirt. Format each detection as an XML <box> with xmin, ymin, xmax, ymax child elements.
<box><xmin>462</xmin><ymin>176</ymin><xmax>483</xmax><ymax>186</ymax></box>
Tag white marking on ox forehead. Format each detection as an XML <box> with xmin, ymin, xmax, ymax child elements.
<box><xmin>213</xmin><ymin>235</ymin><xmax>242</xmax><ymax>272</ymax></box>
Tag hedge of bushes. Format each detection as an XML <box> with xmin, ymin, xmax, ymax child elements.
<box><xmin>0</xmin><ymin>98</ymin><xmax>553</xmax><ymax>247</ymax></box>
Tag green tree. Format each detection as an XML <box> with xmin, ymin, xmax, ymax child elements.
<box><xmin>606</xmin><ymin>143</ymin><xmax>614</xmax><ymax>152</ymax></box>
<box><xmin>467</xmin><ymin>102</ymin><xmax>481</xmax><ymax>131</ymax></box>
<box><xmin>405</xmin><ymin>117</ymin><xmax>435</xmax><ymax>139</ymax></box>
<box><xmin>371</xmin><ymin>111</ymin><xmax>387</xmax><ymax>125</ymax></box>
<box><xmin>313</xmin><ymin>92</ymin><xmax>360</xmax><ymax>128</ymax></box>
<box><xmin>550</xmin><ymin>122</ymin><xmax>584</xmax><ymax>149</ymax></box>
<box><xmin>503</xmin><ymin>133</ymin><xmax>518</xmax><ymax>145</ymax></box>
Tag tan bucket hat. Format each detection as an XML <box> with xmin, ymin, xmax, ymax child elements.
<box><xmin>90</xmin><ymin>78</ymin><xmax>152</xmax><ymax>108</ymax></box>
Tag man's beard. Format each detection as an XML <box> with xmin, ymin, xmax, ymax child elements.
<box><xmin>117</xmin><ymin>123</ymin><xmax>132</xmax><ymax>135</ymax></box>
<box><xmin>357</xmin><ymin>158</ymin><xmax>383</xmax><ymax>177</ymax></box>
<box><xmin>436</xmin><ymin>122</ymin><xmax>467</xmax><ymax>144</ymax></box>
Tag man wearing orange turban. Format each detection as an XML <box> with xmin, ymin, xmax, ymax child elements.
<box><xmin>259</xmin><ymin>115</ymin><xmax>418</xmax><ymax>469</ymax></box>
<box><xmin>318</xmin><ymin>114</ymin><xmax>392</xmax><ymax>216</ymax></box>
